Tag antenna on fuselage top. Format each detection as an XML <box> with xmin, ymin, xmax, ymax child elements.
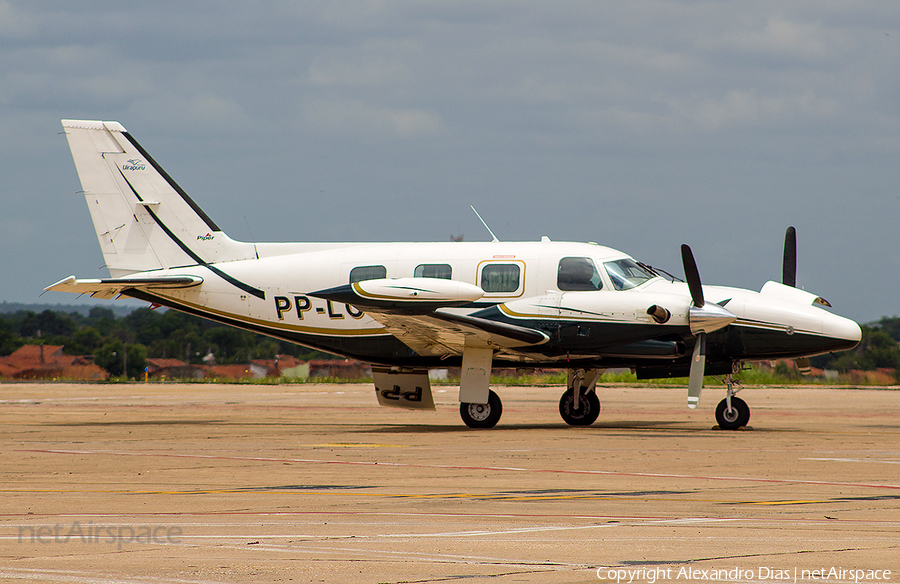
<box><xmin>470</xmin><ymin>205</ymin><xmax>500</xmax><ymax>242</ymax></box>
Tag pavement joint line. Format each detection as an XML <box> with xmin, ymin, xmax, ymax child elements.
<box><xmin>801</xmin><ymin>457</ymin><xmax>900</xmax><ymax>464</ymax></box>
<box><xmin>202</xmin><ymin>541</ymin><xmax>596</xmax><ymax>568</ymax></box>
<box><xmin>0</xmin><ymin>518</ymin><xmax>740</xmax><ymax>540</ymax></box>
<box><xmin>0</xmin><ymin>487</ymin><xmax>835</xmax><ymax>504</ymax></box>
<box><xmin>19</xmin><ymin>448</ymin><xmax>900</xmax><ymax>491</ymax></box>
<box><xmin>6</xmin><ymin>512</ymin><xmax>900</xmax><ymax>526</ymax></box>
<box><xmin>0</xmin><ymin>567</ymin><xmax>233</xmax><ymax>584</ymax></box>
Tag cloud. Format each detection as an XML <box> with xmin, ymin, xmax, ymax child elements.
<box><xmin>303</xmin><ymin>98</ymin><xmax>445</xmax><ymax>139</ymax></box>
<box><xmin>702</xmin><ymin>16</ymin><xmax>838</xmax><ymax>66</ymax></box>
<box><xmin>0</xmin><ymin>0</ymin><xmax>37</xmax><ymax>38</ymax></box>
<box><xmin>663</xmin><ymin>89</ymin><xmax>840</xmax><ymax>133</ymax></box>
<box><xmin>307</xmin><ymin>51</ymin><xmax>413</xmax><ymax>88</ymax></box>
<box><xmin>127</xmin><ymin>92</ymin><xmax>250</xmax><ymax>134</ymax></box>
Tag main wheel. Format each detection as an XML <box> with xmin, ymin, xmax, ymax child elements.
<box><xmin>715</xmin><ymin>396</ymin><xmax>750</xmax><ymax>430</ymax></box>
<box><xmin>459</xmin><ymin>389</ymin><xmax>502</xmax><ymax>428</ymax></box>
<box><xmin>559</xmin><ymin>389</ymin><xmax>601</xmax><ymax>426</ymax></box>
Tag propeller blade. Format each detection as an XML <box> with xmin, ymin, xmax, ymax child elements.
<box><xmin>783</xmin><ymin>226</ymin><xmax>797</xmax><ymax>287</ymax></box>
<box><xmin>796</xmin><ymin>357</ymin><xmax>811</xmax><ymax>376</ymax></box>
<box><xmin>681</xmin><ymin>244</ymin><xmax>704</xmax><ymax>308</ymax></box>
<box><xmin>687</xmin><ymin>333</ymin><xmax>706</xmax><ymax>409</ymax></box>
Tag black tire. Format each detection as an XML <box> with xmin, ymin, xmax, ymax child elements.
<box><xmin>715</xmin><ymin>396</ymin><xmax>750</xmax><ymax>430</ymax></box>
<box><xmin>460</xmin><ymin>389</ymin><xmax>502</xmax><ymax>428</ymax></box>
<box><xmin>559</xmin><ymin>389</ymin><xmax>601</xmax><ymax>426</ymax></box>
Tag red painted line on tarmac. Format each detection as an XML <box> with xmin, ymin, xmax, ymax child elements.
<box><xmin>18</xmin><ymin>448</ymin><xmax>900</xmax><ymax>491</ymax></box>
<box><xmin>3</xmin><ymin>510</ymin><xmax>900</xmax><ymax>528</ymax></box>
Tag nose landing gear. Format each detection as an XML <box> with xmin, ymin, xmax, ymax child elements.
<box><xmin>559</xmin><ymin>388</ymin><xmax>601</xmax><ymax>426</ymax></box>
<box><xmin>715</xmin><ymin>374</ymin><xmax>750</xmax><ymax>430</ymax></box>
<box><xmin>559</xmin><ymin>368</ymin><xmax>602</xmax><ymax>426</ymax></box>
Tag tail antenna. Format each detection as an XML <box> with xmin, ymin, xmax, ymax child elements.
<box><xmin>470</xmin><ymin>206</ymin><xmax>500</xmax><ymax>243</ymax></box>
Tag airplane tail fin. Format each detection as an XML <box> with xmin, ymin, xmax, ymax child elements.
<box><xmin>61</xmin><ymin>120</ymin><xmax>257</xmax><ymax>277</ymax></box>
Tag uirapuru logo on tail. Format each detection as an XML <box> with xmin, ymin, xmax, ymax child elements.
<box><xmin>122</xmin><ymin>159</ymin><xmax>146</xmax><ymax>171</ymax></box>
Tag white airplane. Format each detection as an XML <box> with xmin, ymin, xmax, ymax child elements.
<box><xmin>47</xmin><ymin>120</ymin><xmax>861</xmax><ymax>430</ymax></box>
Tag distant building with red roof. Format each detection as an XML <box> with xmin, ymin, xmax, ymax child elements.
<box><xmin>0</xmin><ymin>346</ymin><xmax>371</xmax><ymax>382</ymax></box>
<box><xmin>0</xmin><ymin>345</ymin><xmax>109</xmax><ymax>381</ymax></box>
<box><xmin>145</xmin><ymin>358</ymin><xmax>205</xmax><ymax>380</ymax></box>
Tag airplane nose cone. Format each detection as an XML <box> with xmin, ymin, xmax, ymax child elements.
<box><xmin>824</xmin><ymin>311</ymin><xmax>862</xmax><ymax>348</ymax></box>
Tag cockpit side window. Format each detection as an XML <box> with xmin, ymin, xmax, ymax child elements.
<box><xmin>603</xmin><ymin>259</ymin><xmax>656</xmax><ymax>291</ymax></box>
<box><xmin>557</xmin><ymin>257</ymin><xmax>602</xmax><ymax>291</ymax></box>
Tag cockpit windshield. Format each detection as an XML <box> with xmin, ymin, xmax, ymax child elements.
<box><xmin>603</xmin><ymin>259</ymin><xmax>658</xmax><ymax>291</ymax></box>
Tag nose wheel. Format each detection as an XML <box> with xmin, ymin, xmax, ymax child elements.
<box><xmin>559</xmin><ymin>388</ymin><xmax>601</xmax><ymax>426</ymax></box>
<box><xmin>559</xmin><ymin>368</ymin><xmax>602</xmax><ymax>426</ymax></box>
<box><xmin>715</xmin><ymin>375</ymin><xmax>750</xmax><ymax>430</ymax></box>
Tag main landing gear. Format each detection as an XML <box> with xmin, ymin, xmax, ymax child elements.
<box><xmin>458</xmin><ymin>368</ymin><xmax>604</xmax><ymax>428</ymax></box>
<box><xmin>460</xmin><ymin>389</ymin><xmax>503</xmax><ymax>428</ymax></box>
<box><xmin>714</xmin><ymin>374</ymin><xmax>750</xmax><ymax>430</ymax></box>
<box><xmin>559</xmin><ymin>369</ymin><xmax>602</xmax><ymax>426</ymax></box>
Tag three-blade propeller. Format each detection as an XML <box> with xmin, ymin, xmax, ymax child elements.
<box><xmin>682</xmin><ymin>226</ymin><xmax>806</xmax><ymax>405</ymax></box>
<box><xmin>681</xmin><ymin>244</ymin><xmax>736</xmax><ymax>408</ymax></box>
<box><xmin>682</xmin><ymin>245</ymin><xmax>706</xmax><ymax>409</ymax></box>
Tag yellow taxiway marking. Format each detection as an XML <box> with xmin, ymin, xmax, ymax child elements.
<box><xmin>743</xmin><ymin>499</ymin><xmax>830</xmax><ymax>505</ymax></box>
<box><xmin>307</xmin><ymin>443</ymin><xmax>409</xmax><ymax>448</ymax></box>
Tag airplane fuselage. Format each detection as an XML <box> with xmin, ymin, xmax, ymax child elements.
<box><xmin>120</xmin><ymin>239</ymin><xmax>859</xmax><ymax>374</ymax></box>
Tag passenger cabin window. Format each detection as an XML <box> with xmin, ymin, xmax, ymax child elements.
<box><xmin>414</xmin><ymin>264</ymin><xmax>452</xmax><ymax>279</ymax></box>
<box><xmin>557</xmin><ymin>257</ymin><xmax>602</xmax><ymax>291</ymax></box>
<box><xmin>480</xmin><ymin>264</ymin><xmax>520</xmax><ymax>293</ymax></box>
<box><xmin>350</xmin><ymin>265</ymin><xmax>387</xmax><ymax>283</ymax></box>
<box><xmin>603</xmin><ymin>259</ymin><xmax>656</xmax><ymax>291</ymax></box>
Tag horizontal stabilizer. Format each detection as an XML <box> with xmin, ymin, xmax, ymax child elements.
<box><xmin>45</xmin><ymin>275</ymin><xmax>203</xmax><ymax>300</ymax></box>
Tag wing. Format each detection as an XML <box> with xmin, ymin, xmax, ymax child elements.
<box><xmin>45</xmin><ymin>275</ymin><xmax>203</xmax><ymax>300</ymax></box>
<box><xmin>311</xmin><ymin>278</ymin><xmax>548</xmax><ymax>357</ymax></box>
<box><xmin>361</xmin><ymin>308</ymin><xmax>548</xmax><ymax>357</ymax></box>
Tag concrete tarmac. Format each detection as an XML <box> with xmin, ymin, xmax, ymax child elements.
<box><xmin>0</xmin><ymin>382</ymin><xmax>898</xmax><ymax>583</ymax></box>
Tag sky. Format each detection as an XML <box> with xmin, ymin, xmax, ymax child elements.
<box><xmin>1</xmin><ymin>1</ymin><xmax>898</xmax><ymax>324</ymax></box>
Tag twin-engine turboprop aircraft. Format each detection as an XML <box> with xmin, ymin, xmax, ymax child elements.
<box><xmin>48</xmin><ymin>120</ymin><xmax>861</xmax><ymax>429</ymax></box>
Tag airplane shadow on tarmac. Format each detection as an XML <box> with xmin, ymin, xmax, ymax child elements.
<box><xmin>362</xmin><ymin>420</ymin><xmax>691</xmax><ymax>433</ymax></box>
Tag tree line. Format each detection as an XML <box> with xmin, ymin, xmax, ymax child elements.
<box><xmin>0</xmin><ymin>306</ymin><xmax>336</xmax><ymax>378</ymax></box>
<box><xmin>812</xmin><ymin>317</ymin><xmax>900</xmax><ymax>374</ymax></box>
<box><xmin>1</xmin><ymin>305</ymin><xmax>899</xmax><ymax>380</ymax></box>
